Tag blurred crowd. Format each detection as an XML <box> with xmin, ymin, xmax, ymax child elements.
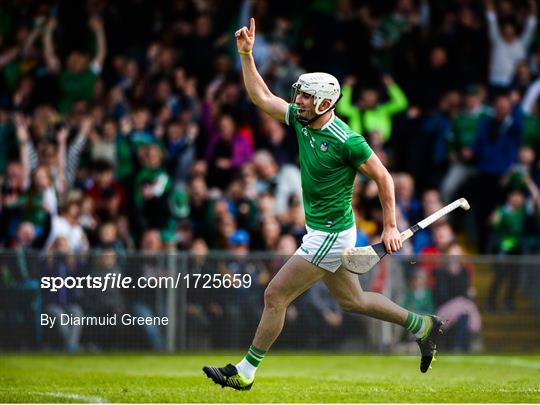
<box><xmin>2</xmin><ymin>0</ymin><xmax>540</xmax><ymax>255</ymax></box>
<box><xmin>2</xmin><ymin>0</ymin><xmax>540</xmax><ymax>350</ymax></box>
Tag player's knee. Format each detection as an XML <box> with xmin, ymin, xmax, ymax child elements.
<box><xmin>263</xmin><ymin>284</ymin><xmax>286</xmax><ymax>311</ymax></box>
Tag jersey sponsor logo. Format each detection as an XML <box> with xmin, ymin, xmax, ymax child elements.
<box><xmin>300</xmin><ymin>246</ymin><xmax>310</xmax><ymax>254</ymax></box>
<box><xmin>320</xmin><ymin>141</ymin><xmax>330</xmax><ymax>152</ymax></box>
<box><xmin>325</xmin><ymin>220</ymin><xmax>333</xmax><ymax>227</ymax></box>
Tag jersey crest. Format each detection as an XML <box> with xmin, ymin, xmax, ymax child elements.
<box><xmin>320</xmin><ymin>141</ymin><xmax>330</xmax><ymax>152</ymax></box>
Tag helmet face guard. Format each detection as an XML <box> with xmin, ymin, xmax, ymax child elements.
<box><xmin>291</xmin><ymin>73</ymin><xmax>342</xmax><ymax>126</ymax></box>
<box><xmin>290</xmin><ymin>82</ymin><xmax>312</xmax><ymax>125</ymax></box>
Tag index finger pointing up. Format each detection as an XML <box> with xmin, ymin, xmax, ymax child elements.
<box><xmin>249</xmin><ymin>17</ymin><xmax>255</xmax><ymax>35</ymax></box>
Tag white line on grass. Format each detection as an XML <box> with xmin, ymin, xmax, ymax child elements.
<box><xmin>31</xmin><ymin>391</ymin><xmax>107</xmax><ymax>403</ymax></box>
<box><xmin>398</xmin><ymin>355</ymin><xmax>540</xmax><ymax>369</ymax></box>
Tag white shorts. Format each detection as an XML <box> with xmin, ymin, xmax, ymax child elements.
<box><xmin>295</xmin><ymin>225</ymin><xmax>357</xmax><ymax>272</ymax></box>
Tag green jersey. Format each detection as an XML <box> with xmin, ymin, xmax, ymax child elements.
<box><xmin>285</xmin><ymin>104</ymin><xmax>373</xmax><ymax>232</ymax></box>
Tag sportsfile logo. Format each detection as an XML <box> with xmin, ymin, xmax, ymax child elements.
<box><xmin>40</xmin><ymin>273</ymin><xmax>252</xmax><ymax>291</ymax></box>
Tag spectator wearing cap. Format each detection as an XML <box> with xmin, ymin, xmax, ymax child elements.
<box><xmin>229</xmin><ymin>228</ymin><xmax>250</xmax><ymax>251</ymax></box>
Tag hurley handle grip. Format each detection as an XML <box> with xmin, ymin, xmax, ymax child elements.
<box><xmin>379</xmin><ymin>198</ymin><xmax>470</xmax><ymax>254</ymax></box>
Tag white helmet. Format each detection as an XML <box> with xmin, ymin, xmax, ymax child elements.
<box><xmin>291</xmin><ymin>72</ymin><xmax>341</xmax><ymax>115</ymax></box>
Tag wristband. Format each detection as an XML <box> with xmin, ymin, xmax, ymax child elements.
<box><xmin>238</xmin><ymin>50</ymin><xmax>252</xmax><ymax>55</ymax></box>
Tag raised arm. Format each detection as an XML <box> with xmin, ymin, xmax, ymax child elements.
<box><xmin>520</xmin><ymin>0</ymin><xmax>538</xmax><ymax>47</ymax></box>
<box><xmin>56</xmin><ymin>125</ymin><xmax>70</xmax><ymax>195</ymax></box>
<box><xmin>335</xmin><ymin>76</ymin><xmax>362</xmax><ymax>133</ymax></box>
<box><xmin>14</xmin><ymin>113</ymin><xmax>32</xmax><ymax>189</ymax></box>
<box><xmin>65</xmin><ymin>117</ymin><xmax>92</xmax><ymax>187</ymax></box>
<box><xmin>22</xmin><ymin>18</ymin><xmax>43</xmax><ymax>56</ymax></box>
<box><xmin>88</xmin><ymin>16</ymin><xmax>107</xmax><ymax>71</ymax></box>
<box><xmin>380</xmin><ymin>75</ymin><xmax>409</xmax><ymax>116</ymax></box>
<box><xmin>484</xmin><ymin>0</ymin><xmax>501</xmax><ymax>44</ymax></box>
<box><xmin>43</xmin><ymin>17</ymin><xmax>61</xmax><ymax>73</ymax></box>
<box><xmin>358</xmin><ymin>153</ymin><xmax>402</xmax><ymax>253</ymax></box>
<box><xmin>0</xmin><ymin>47</ymin><xmax>19</xmax><ymax>69</ymax></box>
<box><xmin>523</xmin><ymin>171</ymin><xmax>540</xmax><ymax>214</ymax></box>
<box><xmin>521</xmin><ymin>79</ymin><xmax>540</xmax><ymax>114</ymax></box>
<box><xmin>235</xmin><ymin>18</ymin><xmax>288</xmax><ymax>122</ymax></box>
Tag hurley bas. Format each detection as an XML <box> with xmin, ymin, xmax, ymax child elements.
<box><xmin>41</xmin><ymin>313</ymin><xmax>169</xmax><ymax>328</ymax></box>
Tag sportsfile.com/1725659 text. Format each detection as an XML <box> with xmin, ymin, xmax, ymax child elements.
<box><xmin>40</xmin><ymin>272</ymin><xmax>252</xmax><ymax>292</ymax></box>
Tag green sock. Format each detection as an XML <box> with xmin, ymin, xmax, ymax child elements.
<box><xmin>245</xmin><ymin>344</ymin><xmax>266</xmax><ymax>367</ymax></box>
<box><xmin>404</xmin><ymin>312</ymin><xmax>433</xmax><ymax>339</ymax></box>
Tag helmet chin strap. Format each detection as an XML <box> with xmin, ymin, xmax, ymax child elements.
<box><xmin>297</xmin><ymin>94</ymin><xmax>342</xmax><ymax>127</ymax></box>
<box><xmin>298</xmin><ymin>110</ymin><xmax>328</xmax><ymax>127</ymax></box>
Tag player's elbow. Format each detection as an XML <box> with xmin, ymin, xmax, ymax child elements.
<box><xmin>373</xmin><ymin>169</ymin><xmax>393</xmax><ymax>190</ymax></box>
<box><xmin>252</xmin><ymin>92</ymin><xmax>273</xmax><ymax>110</ymax></box>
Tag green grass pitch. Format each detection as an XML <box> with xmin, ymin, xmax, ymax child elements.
<box><xmin>0</xmin><ymin>354</ymin><xmax>538</xmax><ymax>403</ymax></box>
